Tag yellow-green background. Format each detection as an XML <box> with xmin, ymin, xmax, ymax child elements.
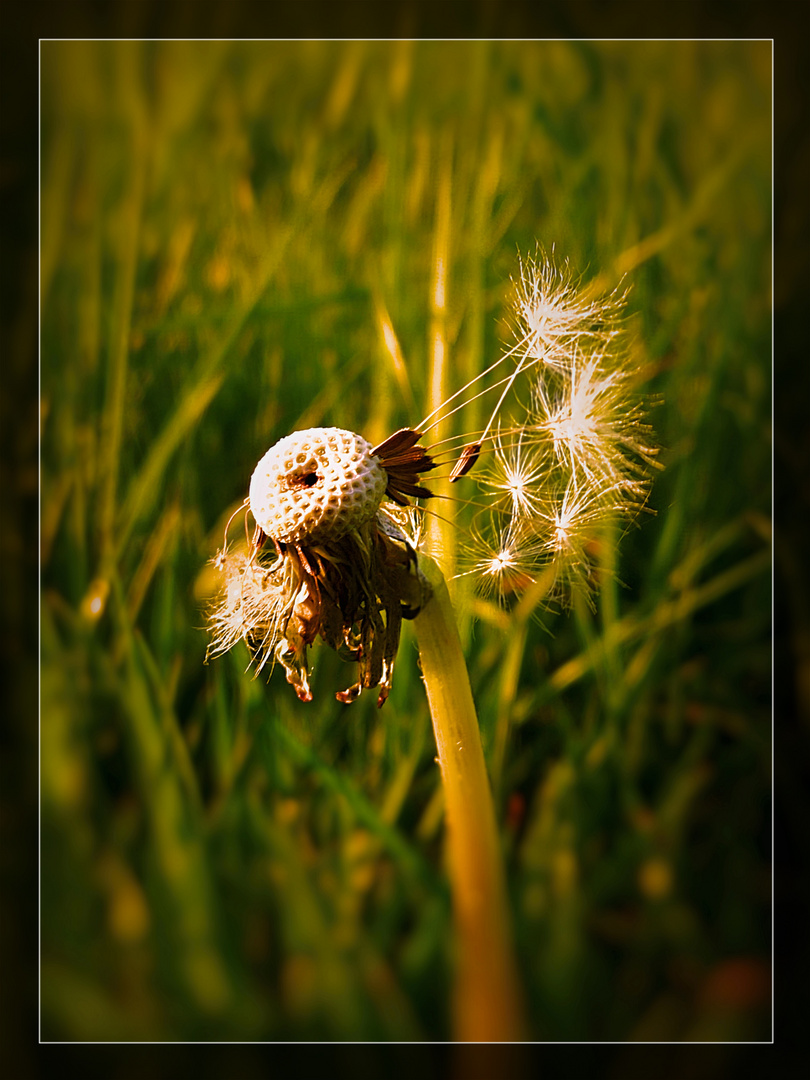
<box><xmin>40</xmin><ymin>38</ymin><xmax>771</xmax><ymax>1044</ymax></box>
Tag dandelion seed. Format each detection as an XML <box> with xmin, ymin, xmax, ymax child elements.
<box><xmin>532</xmin><ymin>348</ymin><xmax>652</xmax><ymax>496</ymax></box>
<box><xmin>449</xmin><ymin>441</ymin><xmax>483</xmax><ymax>482</ymax></box>
<box><xmin>534</xmin><ymin>475</ymin><xmax>626</xmax><ymax>601</ymax></box>
<box><xmin>456</xmin><ymin>515</ymin><xmax>542</xmax><ymax>602</ymax></box>
<box><xmin>511</xmin><ymin>247</ymin><xmax>626</xmax><ymax>373</ymax></box>
<box><xmin>481</xmin><ymin>426</ymin><xmax>549</xmax><ymax>519</ymax></box>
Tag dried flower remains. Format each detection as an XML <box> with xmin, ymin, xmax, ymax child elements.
<box><xmin>207</xmin><ymin>427</ymin><xmax>435</xmax><ymax>706</ymax></box>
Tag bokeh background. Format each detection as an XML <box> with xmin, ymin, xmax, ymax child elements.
<box><xmin>37</xmin><ymin>33</ymin><xmax>772</xmax><ymax>1050</ymax></box>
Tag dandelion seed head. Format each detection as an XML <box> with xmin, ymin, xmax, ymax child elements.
<box><xmin>533</xmin><ymin>353</ymin><xmax>620</xmax><ymax>481</ymax></box>
<box><xmin>482</xmin><ymin>427</ymin><xmax>549</xmax><ymax>519</ymax></box>
<box><xmin>512</xmin><ymin>249</ymin><xmax>625</xmax><ymax>372</ymax></box>
<box><xmin>457</xmin><ymin>516</ymin><xmax>541</xmax><ymax>603</ymax></box>
<box><xmin>249</xmin><ymin>427</ymin><xmax>387</xmax><ymax>544</ymax></box>
<box><xmin>206</xmin><ymin>246</ymin><xmax>658</xmax><ymax>700</ymax></box>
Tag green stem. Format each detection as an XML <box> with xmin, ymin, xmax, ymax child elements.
<box><xmin>414</xmin><ymin>555</ymin><xmax>526</xmax><ymax>1042</ymax></box>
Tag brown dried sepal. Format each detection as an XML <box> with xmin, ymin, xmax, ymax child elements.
<box><xmin>373</xmin><ymin>428</ymin><xmax>439</xmax><ymax>506</ymax></box>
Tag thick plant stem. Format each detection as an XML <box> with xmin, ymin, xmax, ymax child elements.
<box><xmin>414</xmin><ymin>555</ymin><xmax>526</xmax><ymax>1042</ymax></box>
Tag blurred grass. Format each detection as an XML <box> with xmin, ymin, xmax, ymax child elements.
<box><xmin>40</xmin><ymin>39</ymin><xmax>771</xmax><ymax>1042</ymax></box>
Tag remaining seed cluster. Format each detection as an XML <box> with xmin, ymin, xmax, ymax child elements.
<box><xmin>249</xmin><ymin>427</ymin><xmax>387</xmax><ymax>544</ymax></box>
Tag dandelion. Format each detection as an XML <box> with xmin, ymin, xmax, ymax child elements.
<box><xmin>206</xmin><ymin>246</ymin><xmax>657</xmax><ymax>699</ymax></box>
<box><xmin>203</xmin><ymin>246</ymin><xmax>658</xmax><ymax>1043</ymax></box>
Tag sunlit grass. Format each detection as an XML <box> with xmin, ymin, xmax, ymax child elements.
<box><xmin>41</xmin><ymin>38</ymin><xmax>771</xmax><ymax>1042</ymax></box>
